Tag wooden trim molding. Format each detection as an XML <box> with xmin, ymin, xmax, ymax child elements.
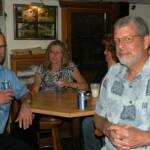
<box><xmin>59</xmin><ymin>0</ymin><xmax>117</xmax><ymax>8</ymax></box>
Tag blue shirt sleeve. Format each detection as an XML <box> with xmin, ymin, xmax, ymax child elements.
<box><xmin>0</xmin><ymin>66</ymin><xmax>29</xmax><ymax>100</ymax></box>
<box><xmin>0</xmin><ymin>66</ymin><xmax>29</xmax><ymax>134</ymax></box>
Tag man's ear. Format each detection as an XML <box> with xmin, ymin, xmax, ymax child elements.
<box><xmin>144</xmin><ymin>35</ymin><xmax>150</xmax><ymax>50</ymax></box>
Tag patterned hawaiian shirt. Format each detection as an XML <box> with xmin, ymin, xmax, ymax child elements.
<box><xmin>36</xmin><ymin>62</ymin><xmax>77</xmax><ymax>91</ymax></box>
<box><xmin>96</xmin><ymin>57</ymin><xmax>150</xmax><ymax>150</ymax></box>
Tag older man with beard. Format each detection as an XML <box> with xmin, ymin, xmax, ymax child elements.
<box><xmin>94</xmin><ymin>16</ymin><xmax>150</xmax><ymax>150</ymax></box>
<box><xmin>0</xmin><ymin>32</ymin><xmax>36</xmax><ymax>150</ymax></box>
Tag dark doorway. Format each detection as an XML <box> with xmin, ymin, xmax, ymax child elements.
<box><xmin>61</xmin><ymin>3</ymin><xmax>129</xmax><ymax>82</ymax></box>
<box><xmin>70</xmin><ymin>4</ymin><xmax>129</xmax><ymax>82</ymax></box>
<box><xmin>71</xmin><ymin>11</ymin><xmax>113</xmax><ymax>82</ymax></box>
<box><xmin>71</xmin><ymin>12</ymin><xmax>112</xmax><ymax>71</ymax></box>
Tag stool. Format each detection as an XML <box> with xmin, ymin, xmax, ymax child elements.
<box><xmin>37</xmin><ymin>117</ymin><xmax>63</xmax><ymax>150</ymax></box>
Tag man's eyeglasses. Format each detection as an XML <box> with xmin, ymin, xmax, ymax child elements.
<box><xmin>114</xmin><ymin>35</ymin><xmax>142</xmax><ymax>45</ymax></box>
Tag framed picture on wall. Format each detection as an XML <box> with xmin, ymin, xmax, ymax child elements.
<box><xmin>13</xmin><ymin>4</ymin><xmax>57</xmax><ymax>40</ymax></box>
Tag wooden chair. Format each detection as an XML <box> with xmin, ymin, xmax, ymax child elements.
<box><xmin>37</xmin><ymin>116</ymin><xmax>63</xmax><ymax>150</ymax></box>
<box><xmin>26</xmin><ymin>84</ymin><xmax>63</xmax><ymax>149</ymax></box>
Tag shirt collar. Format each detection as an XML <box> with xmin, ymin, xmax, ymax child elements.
<box><xmin>139</xmin><ymin>55</ymin><xmax>150</xmax><ymax>78</ymax></box>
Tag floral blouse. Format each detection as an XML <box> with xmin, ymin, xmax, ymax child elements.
<box><xmin>36</xmin><ymin>62</ymin><xmax>77</xmax><ymax>91</ymax></box>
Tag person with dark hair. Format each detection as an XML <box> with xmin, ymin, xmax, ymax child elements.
<box><xmin>0</xmin><ymin>32</ymin><xmax>36</xmax><ymax>150</ymax></box>
<box><xmin>82</xmin><ymin>33</ymin><xmax>118</xmax><ymax>150</ymax></box>
<box><xmin>32</xmin><ymin>39</ymin><xmax>88</xmax><ymax>93</ymax></box>
<box><xmin>93</xmin><ymin>33</ymin><xmax>118</xmax><ymax>83</ymax></box>
<box><xmin>94</xmin><ymin>16</ymin><xmax>150</xmax><ymax>150</ymax></box>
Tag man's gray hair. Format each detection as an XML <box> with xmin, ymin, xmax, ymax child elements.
<box><xmin>114</xmin><ymin>16</ymin><xmax>149</xmax><ymax>37</ymax></box>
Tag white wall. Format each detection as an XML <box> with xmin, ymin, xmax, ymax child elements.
<box><xmin>0</xmin><ymin>16</ymin><xmax>3</xmax><ymax>31</ymax></box>
<box><xmin>129</xmin><ymin>4</ymin><xmax>150</xmax><ymax>30</ymax></box>
<box><xmin>4</xmin><ymin>0</ymin><xmax>61</xmax><ymax>67</ymax></box>
<box><xmin>3</xmin><ymin>1</ymin><xmax>150</xmax><ymax>67</ymax></box>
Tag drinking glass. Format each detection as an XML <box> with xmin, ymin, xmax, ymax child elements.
<box><xmin>90</xmin><ymin>83</ymin><xmax>100</xmax><ymax>98</ymax></box>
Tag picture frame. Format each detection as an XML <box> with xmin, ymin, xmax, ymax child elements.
<box><xmin>13</xmin><ymin>4</ymin><xmax>57</xmax><ymax>40</ymax></box>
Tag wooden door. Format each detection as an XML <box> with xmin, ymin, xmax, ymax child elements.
<box><xmin>61</xmin><ymin>3</ymin><xmax>119</xmax><ymax>82</ymax></box>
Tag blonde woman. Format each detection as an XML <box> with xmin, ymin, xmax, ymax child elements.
<box><xmin>32</xmin><ymin>40</ymin><xmax>88</xmax><ymax>93</ymax></box>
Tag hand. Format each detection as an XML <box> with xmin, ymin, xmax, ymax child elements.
<box><xmin>118</xmin><ymin>126</ymin><xmax>146</xmax><ymax>149</ymax></box>
<box><xmin>16</xmin><ymin>102</ymin><xmax>33</xmax><ymax>129</ymax></box>
<box><xmin>108</xmin><ymin>124</ymin><xmax>145</xmax><ymax>150</ymax></box>
<box><xmin>56</xmin><ymin>79</ymin><xmax>68</xmax><ymax>88</ymax></box>
<box><xmin>0</xmin><ymin>88</ymin><xmax>14</xmax><ymax>105</ymax></box>
<box><xmin>106</xmin><ymin>124</ymin><xmax>129</xmax><ymax>150</ymax></box>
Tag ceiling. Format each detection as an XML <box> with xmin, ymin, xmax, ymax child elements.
<box><xmin>60</xmin><ymin>0</ymin><xmax>150</xmax><ymax>4</ymax></box>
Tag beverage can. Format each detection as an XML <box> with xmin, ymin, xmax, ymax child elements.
<box><xmin>77</xmin><ymin>90</ymin><xmax>87</xmax><ymax>110</ymax></box>
<box><xmin>1</xmin><ymin>80</ymin><xmax>11</xmax><ymax>90</ymax></box>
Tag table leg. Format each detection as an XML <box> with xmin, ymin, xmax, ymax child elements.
<box><xmin>72</xmin><ymin>118</ymin><xmax>83</xmax><ymax>150</ymax></box>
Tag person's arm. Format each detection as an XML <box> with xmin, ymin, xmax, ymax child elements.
<box><xmin>15</xmin><ymin>91</ymin><xmax>34</xmax><ymax>129</ymax></box>
<box><xmin>32</xmin><ymin>73</ymin><xmax>42</xmax><ymax>94</ymax></box>
<box><xmin>143</xmin><ymin>131</ymin><xmax>150</xmax><ymax>146</ymax></box>
<box><xmin>94</xmin><ymin>114</ymin><xmax>130</xmax><ymax>150</ymax></box>
<box><xmin>94</xmin><ymin>114</ymin><xmax>113</xmax><ymax>137</ymax></box>
<box><xmin>94</xmin><ymin>113</ymin><xmax>150</xmax><ymax>149</ymax></box>
<box><xmin>16</xmin><ymin>72</ymin><xmax>42</xmax><ymax>129</ymax></box>
<box><xmin>70</xmin><ymin>67</ymin><xmax>88</xmax><ymax>90</ymax></box>
<box><xmin>57</xmin><ymin>67</ymin><xmax>88</xmax><ymax>90</ymax></box>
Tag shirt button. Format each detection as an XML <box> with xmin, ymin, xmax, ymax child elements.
<box><xmin>129</xmin><ymin>84</ymin><xmax>132</xmax><ymax>88</ymax></box>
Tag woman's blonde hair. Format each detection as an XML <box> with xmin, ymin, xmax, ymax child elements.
<box><xmin>43</xmin><ymin>40</ymin><xmax>70</xmax><ymax>69</ymax></box>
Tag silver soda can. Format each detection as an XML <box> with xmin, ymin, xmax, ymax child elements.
<box><xmin>77</xmin><ymin>90</ymin><xmax>87</xmax><ymax>110</ymax></box>
<box><xmin>1</xmin><ymin>80</ymin><xmax>11</xmax><ymax>90</ymax></box>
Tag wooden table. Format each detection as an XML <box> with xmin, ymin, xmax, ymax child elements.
<box><xmin>31</xmin><ymin>89</ymin><xmax>96</xmax><ymax>149</ymax></box>
<box><xmin>30</xmin><ymin>89</ymin><xmax>96</xmax><ymax>118</ymax></box>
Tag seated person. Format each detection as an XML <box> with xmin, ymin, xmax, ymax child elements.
<box><xmin>82</xmin><ymin>33</ymin><xmax>118</xmax><ymax>150</ymax></box>
<box><xmin>12</xmin><ymin>40</ymin><xmax>88</xmax><ymax>148</ymax></box>
<box><xmin>31</xmin><ymin>40</ymin><xmax>88</xmax><ymax>148</ymax></box>
<box><xmin>94</xmin><ymin>16</ymin><xmax>150</xmax><ymax>150</ymax></box>
<box><xmin>32</xmin><ymin>39</ymin><xmax>88</xmax><ymax>93</ymax></box>
<box><xmin>0</xmin><ymin>32</ymin><xmax>35</xmax><ymax>150</ymax></box>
